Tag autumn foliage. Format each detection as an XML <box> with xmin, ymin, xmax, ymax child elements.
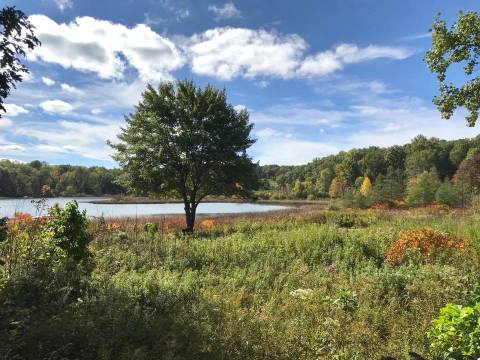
<box><xmin>385</xmin><ymin>228</ymin><xmax>466</xmax><ymax>265</ymax></box>
<box><xmin>199</xmin><ymin>219</ymin><xmax>215</xmax><ymax>229</ymax></box>
<box><xmin>360</xmin><ymin>176</ymin><xmax>372</xmax><ymax>197</ymax></box>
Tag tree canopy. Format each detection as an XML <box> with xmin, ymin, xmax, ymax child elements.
<box><xmin>110</xmin><ymin>80</ymin><xmax>258</xmax><ymax>231</ymax></box>
<box><xmin>0</xmin><ymin>6</ymin><xmax>40</xmax><ymax>115</ymax></box>
<box><xmin>0</xmin><ymin>160</ymin><xmax>124</xmax><ymax>197</ymax></box>
<box><xmin>426</xmin><ymin>11</ymin><xmax>480</xmax><ymax>126</ymax></box>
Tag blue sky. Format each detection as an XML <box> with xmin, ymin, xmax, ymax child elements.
<box><xmin>1</xmin><ymin>0</ymin><xmax>479</xmax><ymax>167</ymax></box>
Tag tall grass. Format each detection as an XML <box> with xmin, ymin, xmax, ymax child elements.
<box><xmin>1</xmin><ymin>207</ymin><xmax>480</xmax><ymax>359</ymax></box>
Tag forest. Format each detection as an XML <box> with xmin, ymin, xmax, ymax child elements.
<box><xmin>257</xmin><ymin>134</ymin><xmax>480</xmax><ymax>206</ymax></box>
<box><xmin>3</xmin><ymin>134</ymin><xmax>480</xmax><ymax>209</ymax></box>
<box><xmin>0</xmin><ymin>160</ymin><xmax>124</xmax><ymax>197</ymax></box>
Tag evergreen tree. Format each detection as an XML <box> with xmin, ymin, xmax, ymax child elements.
<box><xmin>406</xmin><ymin>171</ymin><xmax>440</xmax><ymax>206</ymax></box>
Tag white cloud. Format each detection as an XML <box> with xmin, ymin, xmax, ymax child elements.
<box><xmin>401</xmin><ymin>33</ymin><xmax>431</xmax><ymax>41</ymax></box>
<box><xmin>27</xmin><ymin>15</ymin><xmax>412</xmax><ymax>83</ymax></box>
<box><xmin>39</xmin><ymin>99</ymin><xmax>74</xmax><ymax>113</ymax></box>
<box><xmin>208</xmin><ymin>2</ymin><xmax>242</xmax><ymax>20</ymax></box>
<box><xmin>256</xmin><ymin>80</ymin><xmax>269</xmax><ymax>88</ymax></box>
<box><xmin>3</xmin><ymin>104</ymin><xmax>29</xmax><ymax>117</ymax></box>
<box><xmin>298</xmin><ymin>43</ymin><xmax>412</xmax><ymax>77</ymax></box>
<box><xmin>250</xmin><ymin>94</ymin><xmax>479</xmax><ymax>165</ymax></box>
<box><xmin>187</xmin><ymin>27</ymin><xmax>306</xmax><ymax>79</ymax></box>
<box><xmin>233</xmin><ymin>105</ymin><xmax>248</xmax><ymax>113</ymax></box>
<box><xmin>343</xmin><ymin>97</ymin><xmax>478</xmax><ymax>149</ymax></box>
<box><xmin>22</xmin><ymin>71</ymin><xmax>35</xmax><ymax>83</ymax></box>
<box><xmin>254</xmin><ymin>128</ymin><xmax>339</xmax><ymax>165</ymax></box>
<box><xmin>0</xmin><ymin>144</ymin><xmax>25</xmax><ymax>152</ymax></box>
<box><xmin>176</xmin><ymin>9</ymin><xmax>190</xmax><ymax>20</ymax></box>
<box><xmin>52</xmin><ymin>0</ymin><xmax>73</xmax><ymax>11</ymax></box>
<box><xmin>14</xmin><ymin>119</ymin><xmax>121</xmax><ymax>161</ymax></box>
<box><xmin>185</xmin><ymin>28</ymin><xmax>411</xmax><ymax>80</ymax></box>
<box><xmin>41</xmin><ymin>76</ymin><xmax>56</xmax><ymax>86</ymax></box>
<box><xmin>154</xmin><ymin>0</ymin><xmax>190</xmax><ymax>22</ymax></box>
<box><xmin>251</xmin><ymin>104</ymin><xmax>349</xmax><ymax>126</ymax></box>
<box><xmin>60</xmin><ymin>83</ymin><xmax>83</xmax><ymax>95</ymax></box>
<box><xmin>256</xmin><ymin>127</ymin><xmax>291</xmax><ymax>139</ymax></box>
<box><xmin>0</xmin><ymin>118</ymin><xmax>13</xmax><ymax>128</ymax></box>
<box><xmin>28</xmin><ymin>15</ymin><xmax>185</xmax><ymax>81</ymax></box>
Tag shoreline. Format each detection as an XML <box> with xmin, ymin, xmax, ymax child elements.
<box><xmin>90</xmin><ymin>197</ymin><xmax>330</xmax><ymax>207</ymax></box>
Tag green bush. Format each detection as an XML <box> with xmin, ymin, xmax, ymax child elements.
<box><xmin>428</xmin><ymin>302</ymin><xmax>480</xmax><ymax>359</ymax></box>
<box><xmin>43</xmin><ymin>201</ymin><xmax>92</xmax><ymax>261</ymax></box>
<box><xmin>330</xmin><ymin>213</ymin><xmax>370</xmax><ymax>228</ymax></box>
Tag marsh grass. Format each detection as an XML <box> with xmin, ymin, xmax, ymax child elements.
<box><xmin>1</xmin><ymin>207</ymin><xmax>480</xmax><ymax>359</ymax></box>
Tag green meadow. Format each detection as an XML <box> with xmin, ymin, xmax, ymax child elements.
<box><xmin>2</xmin><ymin>205</ymin><xmax>479</xmax><ymax>359</ymax></box>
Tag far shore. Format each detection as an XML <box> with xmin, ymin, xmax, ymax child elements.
<box><xmin>90</xmin><ymin>197</ymin><xmax>330</xmax><ymax>207</ymax></box>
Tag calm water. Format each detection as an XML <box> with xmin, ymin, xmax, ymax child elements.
<box><xmin>0</xmin><ymin>197</ymin><xmax>289</xmax><ymax>218</ymax></box>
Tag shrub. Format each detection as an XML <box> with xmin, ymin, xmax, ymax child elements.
<box><xmin>143</xmin><ymin>222</ymin><xmax>158</xmax><ymax>233</ymax></box>
<box><xmin>385</xmin><ymin>229</ymin><xmax>465</xmax><ymax>265</ymax></box>
<box><xmin>331</xmin><ymin>213</ymin><xmax>369</xmax><ymax>228</ymax></box>
<box><xmin>43</xmin><ymin>201</ymin><xmax>92</xmax><ymax>261</ymax></box>
<box><xmin>334</xmin><ymin>213</ymin><xmax>357</xmax><ymax>228</ymax></box>
<box><xmin>428</xmin><ymin>302</ymin><xmax>480</xmax><ymax>359</ymax></box>
<box><xmin>199</xmin><ymin>219</ymin><xmax>215</xmax><ymax>229</ymax></box>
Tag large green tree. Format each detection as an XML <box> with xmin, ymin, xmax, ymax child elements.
<box><xmin>110</xmin><ymin>80</ymin><xmax>258</xmax><ymax>232</ymax></box>
<box><xmin>426</xmin><ymin>11</ymin><xmax>480</xmax><ymax>126</ymax></box>
<box><xmin>0</xmin><ymin>6</ymin><xmax>40</xmax><ymax>116</ymax></box>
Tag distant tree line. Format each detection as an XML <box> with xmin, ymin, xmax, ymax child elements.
<box><xmin>257</xmin><ymin>135</ymin><xmax>480</xmax><ymax>207</ymax></box>
<box><xmin>3</xmin><ymin>135</ymin><xmax>480</xmax><ymax>206</ymax></box>
<box><xmin>0</xmin><ymin>160</ymin><xmax>125</xmax><ymax>197</ymax></box>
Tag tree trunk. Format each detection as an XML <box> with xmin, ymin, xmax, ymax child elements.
<box><xmin>183</xmin><ymin>201</ymin><xmax>197</xmax><ymax>233</ymax></box>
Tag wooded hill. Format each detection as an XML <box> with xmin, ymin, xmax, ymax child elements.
<box><xmin>2</xmin><ymin>134</ymin><xmax>480</xmax><ymax>202</ymax></box>
<box><xmin>0</xmin><ymin>160</ymin><xmax>124</xmax><ymax>197</ymax></box>
<box><xmin>256</xmin><ymin>134</ymin><xmax>480</xmax><ymax>203</ymax></box>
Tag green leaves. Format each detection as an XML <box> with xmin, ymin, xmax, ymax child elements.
<box><xmin>428</xmin><ymin>302</ymin><xmax>480</xmax><ymax>359</ymax></box>
<box><xmin>110</xmin><ymin>80</ymin><xmax>258</xmax><ymax>230</ymax></box>
<box><xmin>0</xmin><ymin>6</ymin><xmax>41</xmax><ymax>115</ymax></box>
<box><xmin>43</xmin><ymin>201</ymin><xmax>92</xmax><ymax>262</ymax></box>
<box><xmin>426</xmin><ymin>12</ymin><xmax>480</xmax><ymax>126</ymax></box>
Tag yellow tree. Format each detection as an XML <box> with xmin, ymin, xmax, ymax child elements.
<box><xmin>329</xmin><ymin>177</ymin><xmax>344</xmax><ymax>198</ymax></box>
<box><xmin>360</xmin><ymin>176</ymin><xmax>372</xmax><ymax>197</ymax></box>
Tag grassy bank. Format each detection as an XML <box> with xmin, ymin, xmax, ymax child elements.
<box><xmin>1</xmin><ymin>206</ymin><xmax>479</xmax><ymax>359</ymax></box>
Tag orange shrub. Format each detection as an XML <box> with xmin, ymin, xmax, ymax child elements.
<box><xmin>106</xmin><ymin>222</ymin><xmax>121</xmax><ymax>231</ymax></box>
<box><xmin>162</xmin><ymin>217</ymin><xmax>185</xmax><ymax>229</ymax></box>
<box><xmin>199</xmin><ymin>219</ymin><xmax>215</xmax><ymax>229</ymax></box>
<box><xmin>11</xmin><ymin>212</ymin><xmax>33</xmax><ymax>223</ymax></box>
<box><xmin>385</xmin><ymin>228</ymin><xmax>466</xmax><ymax>265</ymax></box>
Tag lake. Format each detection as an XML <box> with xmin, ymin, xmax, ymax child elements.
<box><xmin>0</xmin><ymin>197</ymin><xmax>289</xmax><ymax>218</ymax></box>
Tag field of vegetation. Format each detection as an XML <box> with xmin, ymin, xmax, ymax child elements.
<box><xmin>1</xmin><ymin>202</ymin><xmax>480</xmax><ymax>359</ymax></box>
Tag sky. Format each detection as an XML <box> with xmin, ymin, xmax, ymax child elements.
<box><xmin>1</xmin><ymin>0</ymin><xmax>479</xmax><ymax>167</ymax></box>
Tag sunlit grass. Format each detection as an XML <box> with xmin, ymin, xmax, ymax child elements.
<box><xmin>2</xmin><ymin>206</ymin><xmax>480</xmax><ymax>359</ymax></box>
